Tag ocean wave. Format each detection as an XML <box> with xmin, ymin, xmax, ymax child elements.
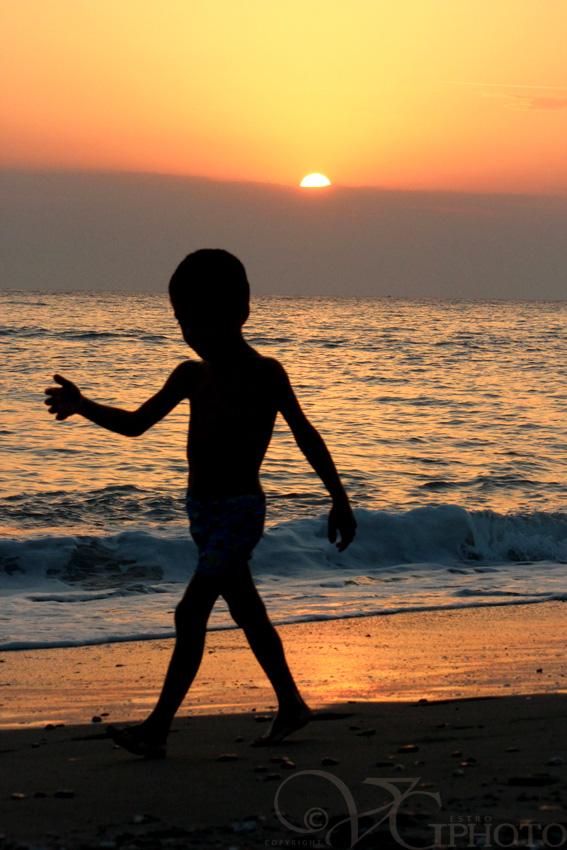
<box><xmin>0</xmin><ymin>485</ymin><xmax>184</xmax><ymax>528</ymax></box>
<box><xmin>0</xmin><ymin>325</ymin><xmax>168</xmax><ymax>342</ymax></box>
<box><xmin>418</xmin><ymin>474</ymin><xmax>556</xmax><ymax>492</ymax></box>
<box><xmin>2</xmin><ymin>505</ymin><xmax>566</xmax><ymax>587</ymax></box>
<box><xmin>1</xmin><ymin>506</ymin><xmax>565</xmax><ymax>650</ymax></box>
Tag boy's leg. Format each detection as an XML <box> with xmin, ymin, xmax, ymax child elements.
<box><xmin>144</xmin><ymin>571</ymin><xmax>220</xmax><ymax>734</ymax></box>
<box><xmin>111</xmin><ymin>571</ymin><xmax>219</xmax><ymax>752</ymax></box>
<box><xmin>221</xmin><ymin>567</ymin><xmax>311</xmax><ymax>744</ymax></box>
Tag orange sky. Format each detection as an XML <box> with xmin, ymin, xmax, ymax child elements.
<box><xmin>2</xmin><ymin>0</ymin><xmax>566</xmax><ymax>192</ymax></box>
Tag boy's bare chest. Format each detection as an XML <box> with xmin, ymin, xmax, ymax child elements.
<box><xmin>190</xmin><ymin>367</ymin><xmax>275</xmax><ymax>426</ymax></box>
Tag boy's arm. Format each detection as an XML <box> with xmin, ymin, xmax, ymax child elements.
<box><xmin>270</xmin><ymin>360</ymin><xmax>357</xmax><ymax>552</ymax></box>
<box><xmin>44</xmin><ymin>362</ymin><xmax>194</xmax><ymax>437</ymax></box>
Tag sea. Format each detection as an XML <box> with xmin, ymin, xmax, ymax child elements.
<box><xmin>1</xmin><ymin>291</ymin><xmax>566</xmax><ymax>651</ymax></box>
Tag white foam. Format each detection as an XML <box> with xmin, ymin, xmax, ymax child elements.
<box><xmin>1</xmin><ymin>506</ymin><xmax>566</xmax><ymax>650</ymax></box>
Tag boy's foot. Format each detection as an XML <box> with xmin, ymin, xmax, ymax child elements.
<box><xmin>251</xmin><ymin>703</ymin><xmax>312</xmax><ymax>747</ymax></box>
<box><xmin>107</xmin><ymin>722</ymin><xmax>167</xmax><ymax>759</ymax></box>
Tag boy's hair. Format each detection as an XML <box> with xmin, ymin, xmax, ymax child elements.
<box><xmin>169</xmin><ymin>249</ymin><xmax>250</xmax><ymax>326</ymax></box>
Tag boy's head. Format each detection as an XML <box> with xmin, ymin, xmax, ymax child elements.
<box><xmin>169</xmin><ymin>249</ymin><xmax>250</xmax><ymax>330</ymax></box>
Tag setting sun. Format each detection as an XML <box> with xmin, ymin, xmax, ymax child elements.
<box><xmin>300</xmin><ymin>173</ymin><xmax>332</xmax><ymax>188</ymax></box>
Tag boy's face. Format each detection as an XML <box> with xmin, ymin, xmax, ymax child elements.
<box><xmin>175</xmin><ymin>313</ymin><xmax>240</xmax><ymax>362</ymax></box>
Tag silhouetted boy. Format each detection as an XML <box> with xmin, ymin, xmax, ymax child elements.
<box><xmin>45</xmin><ymin>249</ymin><xmax>357</xmax><ymax>757</ymax></box>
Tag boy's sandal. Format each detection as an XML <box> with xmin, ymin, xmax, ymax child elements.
<box><xmin>107</xmin><ymin>724</ymin><xmax>167</xmax><ymax>759</ymax></box>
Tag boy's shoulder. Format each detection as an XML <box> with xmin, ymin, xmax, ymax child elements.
<box><xmin>251</xmin><ymin>356</ymin><xmax>292</xmax><ymax>390</ymax></box>
<box><xmin>173</xmin><ymin>355</ymin><xmax>288</xmax><ymax>384</ymax></box>
<box><xmin>256</xmin><ymin>355</ymin><xmax>287</xmax><ymax>378</ymax></box>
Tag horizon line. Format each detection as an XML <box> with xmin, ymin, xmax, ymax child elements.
<box><xmin>2</xmin><ymin>164</ymin><xmax>566</xmax><ymax>199</ymax></box>
<box><xmin>1</xmin><ymin>286</ymin><xmax>565</xmax><ymax>304</ymax></box>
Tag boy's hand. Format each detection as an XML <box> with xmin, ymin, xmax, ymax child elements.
<box><xmin>328</xmin><ymin>499</ymin><xmax>357</xmax><ymax>552</ymax></box>
<box><xmin>44</xmin><ymin>374</ymin><xmax>83</xmax><ymax>420</ymax></box>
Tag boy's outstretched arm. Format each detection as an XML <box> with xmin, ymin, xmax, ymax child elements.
<box><xmin>271</xmin><ymin>360</ymin><xmax>357</xmax><ymax>552</ymax></box>
<box><xmin>44</xmin><ymin>362</ymin><xmax>194</xmax><ymax>436</ymax></box>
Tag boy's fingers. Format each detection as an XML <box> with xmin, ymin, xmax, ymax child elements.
<box><xmin>335</xmin><ymin>520</ymin><xmax>356</xmax><ymax>552</ymax></box>
<box><xmin>54</xmin><ymin>374</ymin><xmax>74</xmax><ymax>389</ymax></box>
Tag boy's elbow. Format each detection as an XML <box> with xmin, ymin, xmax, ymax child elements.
<box><xmin>125</xmin><ymin>426</ymin><xmax>143</xmax><ymax>438</ymax></box>
<box><xmin>126</xmin><ymin>412</ymin><xmax>149</xmax><ymax>437</ymax></box>
<box><xmin>296</xmin><ymin>421</ymin><xmax>322</xmax><ymax>452</ymax></box>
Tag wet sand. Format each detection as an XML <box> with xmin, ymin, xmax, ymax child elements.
<box><xmin>0</xmin><ymin>602</ymin><xmax>566</xmax><ymax>848</ymax></box>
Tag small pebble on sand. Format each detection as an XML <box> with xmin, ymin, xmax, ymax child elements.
<box><xmin>131</xmin><ymin>813</ymin><xmax>158</xmax><ymax>824</ymax></box>
<box><xmin>508</xmin><ymin>774</ymin><xmax>559</xmax><ymax>787</ymax></box>
<box><xmin>216</xmin><ymin>753</ymin><xmax>240</xmax><ymax>762</ymax></box>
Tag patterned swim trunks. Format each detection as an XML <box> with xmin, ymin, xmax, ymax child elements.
<box><xmin>186</xmin><ymin>493</ymin><xmax>266</xmax><ymax>579</ymax></box>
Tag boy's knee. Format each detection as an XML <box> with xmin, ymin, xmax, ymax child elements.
<box><xmin>174</xmin><ymin>572</ymin><xmax>219</xmax><ymax>634</ymax></box>
<box><xmin>174</xmin><ymin>600</ymin><xmax>189</xmax><ymax>635</ymax></box>
<box><xmin>228</xmin><ymin>596</ymin><xmax>269</xmax><ymax>630</ymax></box>
<box><xmin>174</xmin><ymin>597</ymin><xmax>205</xmax><ymax>635</ymax></box>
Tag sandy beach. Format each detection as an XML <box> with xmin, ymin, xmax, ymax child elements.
<box><xmin>1</xmin><ymin>602</ymin><xmax>566</xmax><ymax>848</ymax></box>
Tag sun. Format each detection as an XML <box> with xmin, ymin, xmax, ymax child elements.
<box><xmin>300</xmin><ymin>173</ymin><xmax>332</xmax><ymax>188</ymax></box>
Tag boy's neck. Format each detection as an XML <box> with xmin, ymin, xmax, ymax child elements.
<box><xmin>202</xmin><ymin>334</ymin><xmax>258</xmax><ymax>364</ymax></box>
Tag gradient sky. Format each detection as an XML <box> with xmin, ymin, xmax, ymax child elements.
<box><xmin>2</xmin><ymin>0</ymin><xmax>567</xmax><ymax>192</ymax></box>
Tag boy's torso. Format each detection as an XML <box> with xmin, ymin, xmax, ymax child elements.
<box><xmin>184</xmin><ymin>353</ymin><xmax>279</xmax><ymax>500</ymax></box>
